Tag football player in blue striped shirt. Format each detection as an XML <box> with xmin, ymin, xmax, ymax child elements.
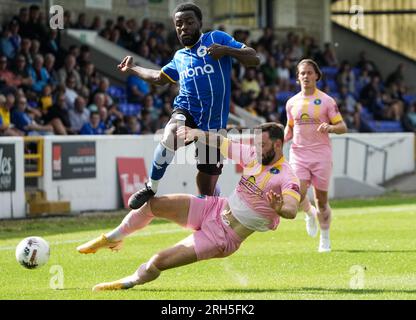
<box><xmin>118</xmin><ymin>2</ymin><xmax>260</xmax><ymax>209</ymax></box>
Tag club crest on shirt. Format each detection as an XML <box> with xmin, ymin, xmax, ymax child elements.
<box><xmin>314</xmin><ymin>99</ymin><xmax>322</xmax><ymax>105</ymax></box>
<box><xmin>197</xmin><ymin>46</ymin><xmax>207</xmax><ymax>57</ymax></box>
<box><xmin>270</xmin><ymin>167</ymin><xmax>280</xmax><ymax>174</ymax></box>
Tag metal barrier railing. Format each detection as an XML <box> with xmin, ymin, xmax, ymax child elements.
<box><xmin>23</xmin><ymin>137</ymin><xmax>44</xmax><ymax>178</ymax></box>
<box><xmin>333</xmin><ymin>136</ymin><xmax>388</xmax><ymax>184</ymax></box>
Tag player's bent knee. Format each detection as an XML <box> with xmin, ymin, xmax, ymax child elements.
<box><xmin>161</xmin><ymin>122</ymin><xmax>184</xmax><ymax>151</ymax></box>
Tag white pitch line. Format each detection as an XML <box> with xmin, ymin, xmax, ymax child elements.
<box><xmin>335</xmin><ymin>205</ymin><xmax>416</xmax><ymax>216</ymax></box>
<box><xmin>0</xmin><ymin>227</ymin><xmax>187</xmax><ymax>251</ymax></box>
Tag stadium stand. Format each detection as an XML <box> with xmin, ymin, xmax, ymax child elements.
<box><xmin>1</xmin><ymin>5</ymin><xmax>415</xmax><ymax>138</ymax></box>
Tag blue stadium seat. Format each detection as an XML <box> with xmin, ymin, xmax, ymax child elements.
<box><xmin>321</xmin><ymin>66</ymin><xmax>338</xmax><ymax>80</ymax></box>
<box><xmin>108</xmin><ymin>85</ymin><xmax>127</xmax><ymax>102</ymax></box>
<box><xmin>360</xmin><ymin>107</ymin><xmax>373</xmax><ymax>120</ymax></box>
<box><xmin>331</xmin><ymin>92</ymin><xmax>340</xmax><ymax>100</ymax></box>
<box><xmin>403</xmin><ymin>94</ymin><xmax>416</xmax><ymax>106</ymax></box>
<box><xmin>276</xmin><ymin>91</ymin><xmax>295</xmax><ymax>106</ymax></box>
<box><xmin>367</xmin><ymin>120</ymin><xmax>404</xmax><ymax>132</ymax></box>
<box><xmin>325</xmin><ymin>79</ymin><xmax>338</xmax><ymax>93</ymax></box>
<box><xmin>352</xmin><ymin>67</ymin><xmax>361</xmax><ymax>79</ymax></box>
<box><xmin>118</xmin><ymin>103</ymin><xmax>142</xmax><ymax>116</ymax></box>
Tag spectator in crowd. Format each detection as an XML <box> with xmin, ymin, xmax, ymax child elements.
<box><xmin>26</xmin><ymin>4</ymin><xmax>47</xmax><ymax>42</ymax></box>
<box><xmin>63</xmin><ymin>11</ymin><xmax>72</xmax><ymax>29</ymax></box>
<box><xmin>0</xmin><ymin>6</ymin><xmax>413</xmax><ymax>136</ymax></box>
<box><xmin>386</xmin><ymin>63</ymin><xmax>405</xmax><ymax>87</ymax></box>
<box><xmin>241</xmin><ymin>68</ymin><xmax>261</xmax><ymax>100</ymax></box>
<box><xmin>12</xmin><ymin>54</ymin><xmax>32</xmax><ymax>91</ymax></box>
<box><xmin>80</xmin><ymin>61</ymin><xmax>98</xmax><ymax>89</ymax></box>
<box><xmin>15</xmin><ymin>7</ymin><xmax>30</xmax><ymax>39</ymax></box>
<box><xmin>402</xmin><ymin>102</ymin><xmax>416</xmax><ymax>132</ymax></box>
<box><xmin>29</xmin><ymin>39</ymin><xmax>41</xmax><ymax>62</ymax></box>
<box><xmin>11</xmin><ymin>95</ymin><xmax>53</xmax><ymax>135</ymax></box>
<box><xmin>92</xmin><ymin>77</ymin><xmax>113</xmax><ymax>106</ymax></box>
<box><xmin>44</xmin><ymin>53</ymin><xmax>59</xmax><ymax>89</ymax></box>
<box><xmin>73</xmin><ymin>13</ymin><xmax>88</xmax><ymax>30</ymax></box>
<box><xmin>322</xmin><ymin>42</ymin><xmax>338</xmax><ymax>67</ymax></box>
<box><xmin>80</xmin><ymin>111</ymin><xmax>107</xmax><ymax>135</ymax></box>
<box><xmin>69</xmin><ymin>96</ymin><xmax>90</xmax><ymax>134</ymax></box>
<box><xmin>0</xmin><ymin>55</ymin><xmax>21</xmax><ymax>92</ymax></box>
<box><xmin>28</xmin><ymin>54</ymin><xmax>49</xmax><ymax>93</ymax></box>
<box><xmin>43</xmin><ymin>29</ymin><xmax>61</xmax><ymax>58</ymax></box>
<box><xmin>64</xmin><ymin>74</ymin><xmax>79</xmax><ymax>109</ymax></box>
<box><xmin>0</xmin><ymin>27</ymin><xmax>16</xmax><ymax>60</ymax></box>
<box><xmin>277</xmin><ymin>58</ymin><xmax>292</xmax><ymax>87</ymax></box>
<box><xmin>360</xmin><ymin>75</ymin><xmax>382</xmax><ymax>113</ymax></box>
<box><xmin>90</xmin><ymin>16</ymin><xmax>102</xmax><ymax>32</ymax></box>
<box><xmin>125</xmin><ymin>115</ymin><xmax>141</xmax><ymax>135</ymax></box>
<box><xmin>19</xmin><ymin>38</ymin><xmax>32</xmax><ymax>65</ymax></box>
<box><xmin>57</xmin><ymin>54</ymin><xmax>82</xmax><ymax>90</ymax></box>
<box><xmin>39</xmin><ymin>84</ymin><xmax>53</xmax><ymax>115</ymax></box>
<box><xmin>356</xmin><ymin>67</ymin><xmax>371</xmax><ymax>93</ymax></box>
<box><xmin>43</xmin><ymin>91</ymin><xmax>71</xmax><ymax>134</ymax></box>
<box><xmin>356</xmin><ymin>51</ymin><xmax>378</xmax><ymax>75</ymax></box>
<box><xmin>0</xmin><ymin>93</ymin><xmax>23</xmax><ymax>136</ymax></box>
<box><xmin>336</xmin><ymin>61</ymin><xmax>355</xmax><ymax>94</ymax></box>
<box><xmin>127</xmin><ymin>74</ymin><xmax>150</xmax><ymax>103</ymax></box>
<box><xmin>260</xmin><ymin>55</ymin><xmax>278</xmax><ymax>86</ymax></box>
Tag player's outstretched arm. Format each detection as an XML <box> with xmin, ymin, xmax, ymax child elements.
<box><xmin>118</xmin><ymin>56</ymin><xmax>170</xmax><ymax>86</ymax></box>
<box><xmin>207</xmin><ymin>44</ymin><xmax>260</xmax><ymax>67</ymax></box>
<box><xmin>267</xmin><ymin>191</ymin><xmax>299</xmax><ymax>220</ymax></box>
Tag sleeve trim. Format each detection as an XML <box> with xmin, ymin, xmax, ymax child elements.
<box><xmin>330</xmin><ymin>114</ymin><xmax>343</xmax><ymax>124</ymax></box>
<box><xmin>282</xmin><ymin>190</ymin><xmax>301</xmax><ymax>202</ymax></box>
<box><xmin>160</xmin><ymin>70</ymin><xmax>177</xmax><ymax>84</ymax></box>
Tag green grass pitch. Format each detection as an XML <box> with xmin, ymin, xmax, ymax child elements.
<box><xmin>0</xmin><ymin>194</ymin><xmax>415</xmax><ymax>300</ymax></box>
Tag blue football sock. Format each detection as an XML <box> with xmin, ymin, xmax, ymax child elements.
<box><xmin>149</xmin><ymin>143</ymin><xmax>175</xmax><ymax>189</ymax></box>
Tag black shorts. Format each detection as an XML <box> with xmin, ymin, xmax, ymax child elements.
<box><xmin>171</xmin><ymin>108</ymin><xmax>224</xmax><ymax>176</ymax></box>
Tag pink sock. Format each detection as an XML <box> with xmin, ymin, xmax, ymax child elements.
<box><xmin>106</xmin><ymin>204</ymin><xmax>155</xmax><ymax>241</ymax></box>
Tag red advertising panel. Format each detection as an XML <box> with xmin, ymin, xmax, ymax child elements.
<box><xmin>117</xmin><ymin>158</ymin><xmax>148</xmax><ymax>209</ymax></box>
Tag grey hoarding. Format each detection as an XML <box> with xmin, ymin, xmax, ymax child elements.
<box><xmin>0</xmin><ymin>144</ymin><xmax>16</xmax><ymax>192</ymax></box>
<box><xmin>52</xmin><ymin>142</ymin><xmax>96</xmax><ymax>180</ymax></box>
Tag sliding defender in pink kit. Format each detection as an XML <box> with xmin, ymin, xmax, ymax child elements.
<box><xmin>285</xmin><ymin>59</ymin><xmax>347</xmax><ymax>252</ymax></box>
<box><xmin>77</xmin><ymin>122</ymin><xmax>300</xmax><ymax>291</ymax></box>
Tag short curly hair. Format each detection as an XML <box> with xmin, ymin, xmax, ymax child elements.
<box><xmin>172</xmin><ymin>2</ymin><xmax>203</xmax><ymax>22</ymax></box>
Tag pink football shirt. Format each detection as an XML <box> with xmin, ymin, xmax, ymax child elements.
<box><xmin>286</xmin><ymin>89</ymin><xmax>343</xmax><ymax>163</ymax></box>
<box><xmin>221</xmin><ymin>138</ymin><xmax>300</xmax><ymax>230</ymax></box>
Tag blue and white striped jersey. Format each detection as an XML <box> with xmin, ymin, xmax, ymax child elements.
<box><xmin>161</xmin><ymin>30</ymin><xmax>245</xmax><ymax>130</ymax></box>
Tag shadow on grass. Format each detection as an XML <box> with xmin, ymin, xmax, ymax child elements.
<box><xmin>0</xmin><ymin>214</ymin><xmax>171</xmax><ymax>240</ymax></box>
<box><xmin>333</xmin><ymin>249</ymin><xmax>416</xmax><ymax>254</ymax></box>
<box><xmin>136</xmin><ymin>287</ymin><xmax>416</xmax><ymax>296</ymax></box>
<box><xmin>331</xmin><ymin>194</ymin><xmax>416</xmax><ymax>209</ymax></box>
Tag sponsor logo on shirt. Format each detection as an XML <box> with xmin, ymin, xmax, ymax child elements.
<box><xmin>239</xmin><ymin>175</ymin><xmax>263</xmax><ymax>197</ymax></box>
<box><xmin>296</xmin><ymin>113</ymin><xmax>321</xmax><ymax>125</ymax></box>
<box><xmin>179</xmin><ymin>64</ymin><xmax>215</xmax><ymax>80</ymax></box>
